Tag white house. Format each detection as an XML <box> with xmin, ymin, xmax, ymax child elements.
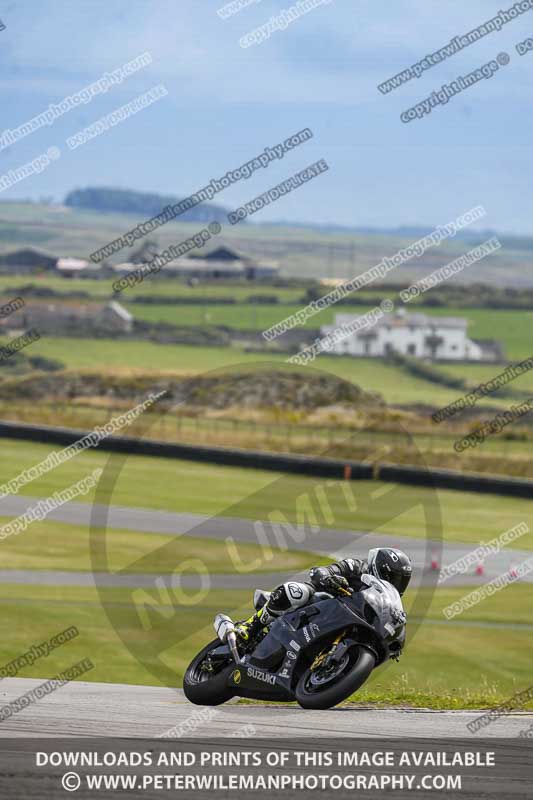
<box><xmin>320</xmin><ymin>309</ymin><xmax>492</xmax><ymax>361</ymax></box>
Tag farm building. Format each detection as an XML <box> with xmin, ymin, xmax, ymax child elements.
<box><xmin>0</xmin><ymin>248</ymin><xmax>58</xmax><ymax>273</ymax></box>
<box><xmin>56</xmin><ymin>257</ymin><xmax>102</xmax><ymax>278</ymax></box>
<box><xmin>321</xmin><ymin>309</ymin><xmax>503</xmax><ymax>362</ymax></box>
<box><xmin>113</xmin><ymin>245</ymin><xmax>279</xmax><ymax>281</ymax></box>
<box><xmin>0</xmin><ymin>249</ymin><xmax>106</xmax><ymax>278</ymax></box>
<box><xmin>0</xmin><ymin>300</ymin><xmax>133</xmax><ymax>335</ymax></box>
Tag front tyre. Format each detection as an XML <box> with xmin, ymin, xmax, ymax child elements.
<box><xmin>295</xmin><ymin>645</ymin><xmax>375</xmax><ymax>710</ymax></box>
<box><xmin>183</xmin><ymin>639</ymin><xmax>235</xmax><ymax>706</ymax></box>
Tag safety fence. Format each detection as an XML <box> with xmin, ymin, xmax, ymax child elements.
<box><xmin>0</xmin><ymin>417</ymin><xmax>531</xmax><ymax>499</ymax></box>
<box><xmin>0</xmin><ymin>401</ymin><xmax>530</xmax><ymax>457</ymax></box>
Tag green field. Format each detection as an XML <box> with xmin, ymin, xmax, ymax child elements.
<box><xmin>128</xmin><ymin>301</ymin><xmax>321</xmax><ymax>330</ymax></box>
<box><xmin>0</xmin><ymin>274</ymin><xmax>304</xmax><ymax>303</ymax></box>
<box><xmin>436</xmin><ymin>361</ymin><xmax>533</xmax><ymax>395</ymax></box>
<box><xmin>0</xmin><ymin>582</ymin><xmax>531</xmax><ymax>708</ymax></box>
<box><xmin>1</xmin><ymin>438</ymin><xmax>533</xmax><ymax>548</ymax></box>
<box><xmin>1</xmin><ymin>289</ymin><xmax>529</xmax><ymax>410</ymax></box>
<box><xmin>364</xmin><ymin>583</ymin><xmax>533</xmax><ymax>707</ymax></box>
<box><xmin>0</xmin><ymin>200</ymin><xmax>532</xmax><ymax>708</ymax></box>
<box><xmin>12</xmin><ymin>291</ymin><xmax>520</xmax><ymax>364</ymax></box>
<box><xmin>419</xmin><ymin>308</ymin><xmax>533</xmax><ymax>362</ymax></box>
<box><xmin>1</xmin><ymin>256</ymin><xmax>530</xmax><ymax>360</ymax></box>
<box><xmin>0</xmin><ymin>518</ymin><xmax>326</xmax><ymax>574</ymax></box>
<box><xmin>127</xmin><ymin>302</ymin><xmax>533</xmax><ymax>362</ymax></box>
<box><xmin>9</xmin><ymin>335</ymin><xmax>511</xmax><ymax>410</ymax></box>
<box><xmin>0</xmin><ymin>439</ymin><xmax>532</xmax><ymax>706</ymax></box>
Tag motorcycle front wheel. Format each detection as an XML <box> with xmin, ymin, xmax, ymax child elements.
<box><xmin>295</xmin><ymin>644</ymin><xmax>375</xmax><ymax>710</ymax></box>
<box><xmin>183</xmin><ymin>638</ymin><xmax>236</xmax><ymax>706</ymax></box>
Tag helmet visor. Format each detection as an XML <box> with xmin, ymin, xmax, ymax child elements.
<box><xmin>393</xmin><ymin>570</ymin><xmax>411</xmax><ymax>596</ymax></box>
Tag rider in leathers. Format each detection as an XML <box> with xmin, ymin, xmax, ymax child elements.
<box><xmin>236</xmin><ymin>548</ymin><xmax>412</xmax><ymax>641</ymax></box>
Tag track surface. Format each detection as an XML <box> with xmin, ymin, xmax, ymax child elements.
<box><xmin>2</xmin><ymin>497</ymin><xmax>531</xmax><ymax>740</ymax></box>
<box><xmin>2</xmin><ymin>495</ymin><xmax>531</xmax><ymax>587</ymax></box>
<box><xmin>2</xmin><ymin>679</ymin><xmax>532</xmax><ymax>738</ymax></box>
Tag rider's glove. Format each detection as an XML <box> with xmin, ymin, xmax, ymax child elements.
<box><xmin>391</xmin><ymin>608</ymin><xmax>407</xmax><ymax>625</ymax></box>
<box><xmin>323</xmin><ymin>574</ymin><xmax>351</xmax><ymax>594</ymax></box>
<box><xmin>310</xmin><ymin>567</ymin><xmax>352</xmax><ymax>594</ymax></box>
<box><xmin>311</xmin><ymin>569</ymin><xmax>351</xmax><ymax>594</ymax></box>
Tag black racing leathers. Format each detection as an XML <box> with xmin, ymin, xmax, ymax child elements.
<box><xmin>260</xmin><ymin>559</ymin><xmax>369</xmax><ymax>620</ymax></box>
<box><xmin>309</xmin><ymin>558</ymin><xmax>369</xmax><ymax>593</ymax></box>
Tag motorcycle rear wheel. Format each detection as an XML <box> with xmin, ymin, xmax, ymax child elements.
<box><xmin>183</xmin><ymin>639</ymin><xmax>236</xmax><ymax>706</ymax></box>
<box><xmin>295</xmin><ymin>644</ymin><xmax>375</xmax><ymax>710</ymax></box>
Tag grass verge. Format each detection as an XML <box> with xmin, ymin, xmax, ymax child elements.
<box><xmin>0</xmin><ymin>518</ymin><xmax>328</xmax><ymax>574</ymax></box>
<box><xmin>1</xmin><ymin>439</ymin><xmax>533</xmax><ymax>549</ymax></box>
<box><xmin>0</xmin><ymin>583</ymin><xmax>531</xmax><ymax>709</ymax></box>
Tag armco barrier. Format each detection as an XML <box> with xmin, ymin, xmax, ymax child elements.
<box><xmin>376</xmin><ymin>463</ymin><xmax>533</xmax><ymax>498</ymax></box>
<box><xmin>0</xmin><ymin>419</ymin><xmax>373</xmax><ymax>480</ymax></box>
<box><xmin>0</xmin><ymin>419</ymin><xmax>532</xmax><ymax>498</ymax></box>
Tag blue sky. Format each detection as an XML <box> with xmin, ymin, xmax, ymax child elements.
<box><xmin>0</xmin><ymin>0</ymin><xmax>530</xmax><ymax>233</ymax></box>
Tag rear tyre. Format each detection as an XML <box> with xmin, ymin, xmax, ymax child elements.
<box><xmin>295</xmin><ymin>645</ymin><xmax>375</xmax><ymax>710</ymax></box>
<box><xmin>183</xmin><ymin>639</ymin><xmax>236</xmax><ymax>706</ymax></box>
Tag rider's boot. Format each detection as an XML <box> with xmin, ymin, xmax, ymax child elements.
<box><xmin>235</xmin><ymin>606</ymin><xmax>272</xmax><ymax>642</ymax></box>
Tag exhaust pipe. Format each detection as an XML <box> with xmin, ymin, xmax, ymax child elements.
<box><xmin>214</xmin><ymin>613</ymin><xmax>242</xmax><ymax>664</ymax></box>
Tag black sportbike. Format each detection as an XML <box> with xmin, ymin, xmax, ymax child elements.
<box><xmin>184</xmin><ymin>574</ymin><xmax>407</xmax><ymax>710</ymax></box>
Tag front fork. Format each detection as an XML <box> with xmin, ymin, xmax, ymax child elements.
<box><xmin>310</xmin><ymin>629</ymin><xmax>347</xmax><ymax>672</ymax></box>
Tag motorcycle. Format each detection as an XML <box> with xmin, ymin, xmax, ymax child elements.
<box><xmin>183</xmin><ymin>574</ymin><xmax>407</xmax><ymax>710</ymax></box>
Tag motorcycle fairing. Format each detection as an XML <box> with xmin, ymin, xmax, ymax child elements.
<box><xmin>226</xmin><ymin>597</ymin><xmax>376</xmax><ymax>701</ymax></box>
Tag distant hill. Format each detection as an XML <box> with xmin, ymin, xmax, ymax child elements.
<box><xmin>64</xmin><ymin>187</ymin><xmax>232</xmax><ymax>224</ymax></box>
<box><xmin>259</xmin><ymin>219</ymin><xmax>533</xmax><ymax>256</ymax></box>
<box><xmin>0</xmin><ymin>200</ymin><xmax>532</xmax><ymax>287</ymax></box>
